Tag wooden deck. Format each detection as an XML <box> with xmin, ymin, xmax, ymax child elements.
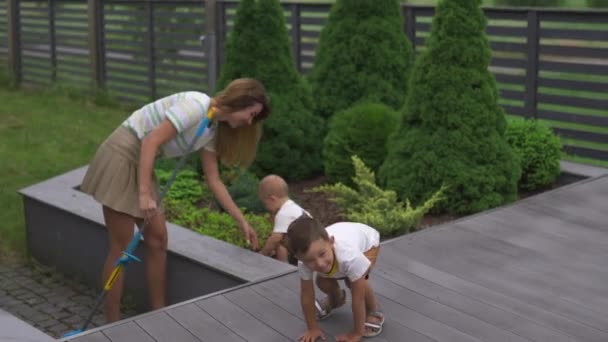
<box><xmin>65</xmin><ymin>174</ymin><xmax>608</xmax><ymax>342</ymax></box>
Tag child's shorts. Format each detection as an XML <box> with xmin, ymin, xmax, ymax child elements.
<box><xmin>363</xmin><ymin>246</ymin><xmax>380</xmax><ymax>279</ymax></box>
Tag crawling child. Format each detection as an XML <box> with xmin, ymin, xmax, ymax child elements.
<box><xmin>258</xmin><ymin>174</ymin><xmax>310</xmax><ymax>263</ymax></box>
<box><xmin>286</xmin><ymin>214</ymin><xmax>384</xmax><ymax>342</ymax></box>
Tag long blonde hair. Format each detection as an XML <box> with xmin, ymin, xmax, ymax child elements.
<box><xmin>213</xmin><ymin>78</ymin><xmax>271</xmax><ymax>169</ymax></box>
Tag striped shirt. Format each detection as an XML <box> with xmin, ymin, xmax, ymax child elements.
<box><xmin>122</xmin><ymin>91</ymin><xmax>217</xmax><ymax>158</ymax></box>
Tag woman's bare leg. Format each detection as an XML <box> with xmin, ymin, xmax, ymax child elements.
<box><xmin>142</xmin><ymin>213</ymin><xmax>168</xmax><ymax>310</ymax></box>
<box><xmin>101</xmin><ymin>206</ymin><xmax>136</xmax><ymax>323</ymax></box>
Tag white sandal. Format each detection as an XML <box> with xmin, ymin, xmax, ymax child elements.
<box><xmin>314</xmin><ymin>289</ymin><xmax>346</xmax><ymax>320</ymax></box>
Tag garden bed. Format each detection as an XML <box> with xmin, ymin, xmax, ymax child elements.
<box><xmin>18</xmin><ymin>166</ymin><xmax>294</xmax><ymax>315</ymax></box>
<box><xmin>286</xmin><ymin>169</ymin><xmax>589</xmax><ymax>232</ymax></box>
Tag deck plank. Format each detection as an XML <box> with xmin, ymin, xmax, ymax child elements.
<box><xmin>196</xmin><ymin>295</ymin><xmax>291</xmax><ymax>342</ymax></box>
<box><xmin>166</xmin><ymin>303</ymin><xmax>245</xmax><ymax>342</ymax></box>
<box><xmin>102</xmin><ymin>322</ymin><xmax>154</xmax><ymax>342</ymax></box>
<box><xmin>135</xmin><ymin>311</ymin><xmax>200</xmax><ymax>342</ymax></box>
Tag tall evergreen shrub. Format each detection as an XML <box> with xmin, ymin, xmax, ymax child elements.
<box><xmin>379</xmin><ymin>0</ymin><xmax>521</xmax><ymax>215</ymax></box>
<box><xmin>309</xmin><ymin>0</ymin><xmax>413</xmax><ymax>118</ymax></box>
<box><xmin>216</xmin><ymin>0</ymin><xmax>324</xmax><ymax>180</ymax></box>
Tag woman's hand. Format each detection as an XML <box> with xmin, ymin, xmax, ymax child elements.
<box><xmin>239</xmin><ymin>221</ymin><xmax>259</xmax><ymax>251</ymax></box>
<box><xmin>139</xmin><ymin>193</ymin><xmax>158</xmax><ymax>223</ymax></box>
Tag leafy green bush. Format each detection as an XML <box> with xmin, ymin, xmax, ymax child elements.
<box><xmin>379</xmin><ymin>0</ymin><xmax>520</xmax><ymax>215</ymax></box>
<box><xmin>323</xmin><ymin>102</ymin><xmax>398</xmax><ymax>185</ymax></box>
<box><xmin>227</xmin><ymin>171</ymin><xmax>266</xmax><ymax>214</ymax></box>
<box><xmin>216</xmin><ymin>0</ymin><xmax>324</xmax><ymax>180</ymax></box>
<box><xmin>156</xmin><ymin>168</ymin><xmax>211</xmax><ymax>204</ymax></box>
<box><xmin>586</xmin><ymin>0</ymin><xmax>608</xmax><ymax>7</ymax></box>
<box><xmin>164</xmin><ymin>199</ymin><xmax>272</xmax><ymax>249</ymax></box>
<box><xmin>505</xmin><ymin>118</ymin><xmax>562</xmax><ymax>192</ymax></box>
<box><xmin>309</xmin><ymin>0</ymin><xmax>413</xmax><ymax>118</ymax></box>
<box><xmin>494</xmin><ymin>0</ymin><xmax>563</xmax><ymax>6</ymax></box>
<box><xmin>312</xmin><ymin>156</ymin><xmax>445</xmax><ymax>237</ymax></box>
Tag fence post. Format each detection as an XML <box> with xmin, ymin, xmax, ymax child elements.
<box><xmin>49</xmin><ymin>0</ymin><xmax>56</xmax><ymax>82</ymax></box>
<box><xmin>205</xmin><ymin>0</ymin><xmax>217</xmax><ymax>92</ymax></box>
<box><xmin>290</xmin><ymin>3</ymin><xmax>301</xmax><ymax>72</ymax></box>
<box><xmin>88</xmin><ymin>0</ymin><xmax>105</xmax><ymax>90</ymax></box>
<box><xmin>145</xmin><ymin>0</ymin><xmax>156</xmax><ymax>99</ymax></box>
<box><xmin>403</xmin><ymin>5</ymin><xmax>416</xmax><ymax>53</ymax></box>
<box><xmin>7</xmin><ymin>0</ymin><xmax>21</xmax><ymax>85</ymax></box>
<box><xmin>524</xmin><ymin>10</ymin><xmax>539</xmax><ymax>118</ymax></box>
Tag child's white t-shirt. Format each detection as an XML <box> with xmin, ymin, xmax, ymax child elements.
<box><xmin>122</xmin><ymin>91</ymin><xmax>217</xmax><ymax>158</ymax></box>
<box><xmin>298</xmin><ymin>222</ymin><xmax>380</xmax><ymax>282</ymax></box>
<box><xmin>273</xmin><ymin>199</ymin><xmax>310</xmax><ymax>234</ymax></box>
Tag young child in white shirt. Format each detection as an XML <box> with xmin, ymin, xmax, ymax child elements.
<box><xmin>286</xmin><ymin>215</ymin><xmax>384</xmax><ymax>342</ymax></box>
<box><xmin>258</xmin><ymin>174</ymin><xmax>310</xmax><ymax>263</ymax></box>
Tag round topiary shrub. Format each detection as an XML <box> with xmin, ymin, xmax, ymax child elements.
<box><xmin>227</xmin><ymin>171</ymin><xmax>266</xmax><ymax>214</ymax></box>
<box><xmin>505</xmin><ymin>118</ymin><xmax>562</xmax><ymax>192</ymax></box>
<box><xmin>309</xmin><ymin>0</ymin><xmax>413</xmax><ymax>118</ymax></box>
<box><xmin>323</xmin><ymin>102</ymin><xmax>399</xmax><ymax>185</ymax></box>
<box><xmin>494</xmin><ymin>0</ymin><xmax>563</xmax><ymax>6</ymax></box>
<box><xmin>379</xmin><ymin>0</ymin><xmax>521</xmax><ymax>215</ymax></box>
<box><xmin>253</xmin><ymin>92</ymin><xmax>325</xmax><ymax>181</ymax></box>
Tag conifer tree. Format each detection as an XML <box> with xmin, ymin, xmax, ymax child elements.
<box><xmin>379</xmin><ymin>0</ymin><xmax>520</xmax><ymax>214</ymax></box>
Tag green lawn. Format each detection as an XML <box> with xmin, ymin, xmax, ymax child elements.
<box><xmin>0</xmin><ymin>85</ymin><xmax>130</xmax><ymax>256</ymax></box>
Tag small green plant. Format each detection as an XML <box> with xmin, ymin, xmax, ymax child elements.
<box><xmin>163</xmin><ymin>199</ymin><xmax>272</xmax><ymax>249</ymax></box>
<box><xmin>156</xmin><ymin>168</ymin><xmax>211</xmax><ymax>204</ymax></box>
<box><xmin>323</xmin><ymin>102</ymin><xmax>399</xmax><ymax>185</ymax></box>
<box><xmin>505</xmin><ymin>117</ymin><xmax>562</xmax><ymax>192</ymax></box>
<box><xmin>311</xmin><ymin>156</ymin><xmax>445</xmax><ymax>237</ymax></box>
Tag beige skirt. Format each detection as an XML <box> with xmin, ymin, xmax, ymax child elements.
<box><xmin>80</xmin><ymin>126</ymin><xmax>161</xmax><ymax>219</ymax></box>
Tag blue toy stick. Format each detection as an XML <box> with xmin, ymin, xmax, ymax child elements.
<box><xmin>64</xmin><ymin>111</ymin><xmax>214</xmax><ymax>338</ymax></box>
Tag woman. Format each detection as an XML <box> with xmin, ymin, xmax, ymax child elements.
<box><xmin>81</xmin><ymin>78</ymin><xmax>271</xmax><ymax>322</ymax></box>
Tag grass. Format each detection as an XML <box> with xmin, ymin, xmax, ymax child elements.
<box><xmin>0</xmin><ymin>83</ymin><xmax>131</xmax><ymax>257</ymax></box>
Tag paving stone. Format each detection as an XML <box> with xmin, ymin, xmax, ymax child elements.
<box><xmin>72</xmin><ymin>295</ymin><xmax>96</xmax><ymax>306</ymax></box>
<box><xmin>0</xmin><ymin>261</ymin><xmax>136</xmax><ymax>338</ymax></box>
<box><xmin>54</xmin><ymin>287</ymin><xmax>76</xmax><ymax>298</ymax></box>
<box><xmin>16</xmin><ymin>290</ymin><xmax>38</xmax><ymax>301</ymax></box>
<box><xmin>49</xmin><ymin>309</ymin><xmax>72</xmax><ymax>320</ymax></box>
<box><xmin>92</xmin><ymin>314</ymin><xmax>105</xmax><ymax>327</ymax></box>
<box><xmin>0</xmin><ymin>295</ymin><xmax>21</xmax><ymax>308</ymax></box>
<box><xmin>47</xmin><ymin>294</ymin><xmax>71</xmax><ymax>305</ymax></box>
<box><xmin>24</xmin><ymin>281</ymin><xmax>51</xmax><ymax>294</ymax></box>
<box><xmin>15</xmin><ymin>304</ymin><xmax>39</xmax><ymax>317</ymax></box>
<box><xmin>48</xmin><ymin>322</ymin><xmax>70</xmax><ymax>337</ymax></box>
<box><xmin>35</xmin><ymin>318</ymin><xmax>59</xmax><ymax>329</ymax></box>
<box><xmin>23</xmin><ymin>294</ymin><xmax>46</xmax><ymax>306</ymax></box>
<box><xmin>62</xmin><ymin>314</ymin><xmax>85</xmax><ymax>326</ymax></box>
<box><xmin>0</xmin><ymin>279</ymin><xmax>20</xmax><ymax>291</ymax></box>
<box><xmin>9</xmin><ymin>287</ymin><xmax>30</xmax><ymax>297</ymax></box>
<box><xmin>34</xmin><ymin>302</ymin><xmax>64</xmax><ymax>315</ymax></box>
<box><xmin>29</xmin><ymin>312</ymin><xmax>52</xmax><ymax>323</ymax></box>
<box><xmin>68</xmin><ymin>305</ymin><xmax>97</xmax><ymax>317</ymax></box>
